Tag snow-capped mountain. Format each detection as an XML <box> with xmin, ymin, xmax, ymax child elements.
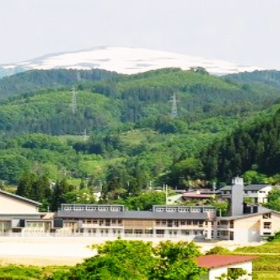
<box><xmin>1</xmin><ymin>47</ymin><xmax>262</xmax><ymax>76</ymax></box>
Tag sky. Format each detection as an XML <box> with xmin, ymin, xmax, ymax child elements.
<box><xmin>0</xmin><ymin>0</ymin><xmax>280</xmax><ymax>69</ymax></box>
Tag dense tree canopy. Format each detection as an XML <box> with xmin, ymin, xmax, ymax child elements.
<box><xmin>48</xmin><ymin>239</ymin><xmax>204</xmax><ymax>280</ymax></box>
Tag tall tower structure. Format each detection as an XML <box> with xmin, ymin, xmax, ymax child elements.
<box><xmin>70</xmin><ymin>86</ymin><xmax>77</xmax><ymax>114</ymax></box>
<box><xmin>170</xmin><ymin>92</ymin><xmax>178</xmax><ymax>118</ymax></box>
<box><xmin>230</xmin><ymin>177</ymin><xmax>244</xmax><ymax>216</ymax></box>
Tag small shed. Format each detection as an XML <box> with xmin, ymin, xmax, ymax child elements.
<box><xmin>196</xmin><ymin>255</ymin><xmax>257</xmax><ymax>280</ymax></box>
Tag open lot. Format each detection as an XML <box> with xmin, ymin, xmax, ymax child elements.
<box><xmin>0</xmin><ymin>237</ymin><xmax>259</xmax><ymax>266</ymax></box>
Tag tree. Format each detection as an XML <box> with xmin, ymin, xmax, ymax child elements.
<box><xmin>47</xmin><ymin>239</ymin><xmax>204</xmax><ymax>280</ymax></box>
<box><xmin>266</xmin><ymin>188</ymin><xmax>280</xmax><ymax>212</ymax></box>
<box><xmin>119</xmin><ymin>191</ymin><xmax>166</xmax><ymax>210</ymax></box>
<box><xmin>151</xmin><ymin>240</ymin><xmax>204</xmax><ymax>280</ymax></box>
<box><xmin>205</xmin><ymin>246</ymin><xmax>231</xmax><ymax>255</ymax></box>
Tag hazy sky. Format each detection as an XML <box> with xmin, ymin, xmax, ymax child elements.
<box><xmin>1</xmin><ymin>0</ymin><xmax>279</xmax><ymax>69</ymax></box>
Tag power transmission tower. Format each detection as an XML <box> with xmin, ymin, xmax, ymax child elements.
<box><xmin>70</xmin><ymin>86</ymin><xmax>77</xmax><ymax>114</ymax></box>
<box><xmin>170</xmin><ymin>92</ymin><xmax>179</xmax><ymax>118</ymax></box>
<box><xmin>83</xmin><ymin>129</ymin><xmax>88</xmax><ymax>142</ymax></box>
<box><xmin>77</xmin><ymin>71</ymin><xmax>81</xmax><ymax>82</ymax></box>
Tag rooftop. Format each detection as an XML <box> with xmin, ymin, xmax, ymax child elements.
<box><xmin>196</xmin><ymin>255</ymin><xmax>257</xmax><ymax>269</ymax></box>
<box><xmin>182</xmin><ymin>193</ymin><xmax>214</xmax><ymax>198</ymax></box>
<box><xmin>0</xmin><ymin>189</ymin><xmax>41</xmax><ymax>206</ymax></box>
<box><xmin>56</xmin><ymin>210</ymin><xmax>210</xmax><ymax>220</ymax></box>
<box><xmin>244</xmin><ymin>184</ymin><xmax>271</xmax><ymax>191</ymax></box>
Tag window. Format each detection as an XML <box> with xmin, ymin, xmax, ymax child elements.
<box><xmin>264</xmin><ymin>222</ymin><xmax>271</xmax><ymax>229</ymax></box>
<box><xmin>263</xmin><ymin>213</ymin><xmax>271</xmax><ymax>219</ymax></box>
<box><xmin>263</xmin><ymin>232</ymin><xmax>271</xmax><ymax>235</ymax></box>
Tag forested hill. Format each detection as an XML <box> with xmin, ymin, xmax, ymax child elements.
<box><xmin>225</xmin><ymin>70</ymin><xmax>280</xmax><ymax>89</ymax></box>
<box><xmin>200</xmin><ymin>108</ymin><xmax>280</xmax><ymax>183</ymax></box>
<box><xmin>0</xmin><ymin>68</ymin><xmax>280</xmax><ymax>136</ymax></box>
<box><xmin>0</xmin><ymin>69</ymin><xmax>120</xmax><ymax>100</ymax></box>
<box><xmin>1</xmin><ymin>68</ymin><xmax>280</xmax><ymax>187</ymax></box>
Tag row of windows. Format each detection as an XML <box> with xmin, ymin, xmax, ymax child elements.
<box><xmin>63</xmin><ymin>206</ymin><xmax>123</xmax><ymax>212</ymax></box>
<box><xmin>155</xmin><ymin>220</ymin><xmax>204</xmax><ymax>227</ymax></box>
<box><xmin>155</xmin><ymin>207</ymin><xmax>215</xmax><ymax>213</ymax></box>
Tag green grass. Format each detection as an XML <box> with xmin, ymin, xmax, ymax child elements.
<box><xmin>253</xmin><ymin>271</ymin><xmax>280</xmax><ymax>279</ymax></box>
<box><xmin>233</xmin><ymin>242</ymin><xmax>280</xmax><ymax>277</ymax></box>
<box><xmin>0</xmin><ymin>265</ymin><xmax>70</xmax><ymax>280</ymax></box>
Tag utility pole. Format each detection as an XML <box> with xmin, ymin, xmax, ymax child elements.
<box><xmin>164</xmin><ymin>184</ymin><xmax>168</xmax><ymax>205</ymax></box>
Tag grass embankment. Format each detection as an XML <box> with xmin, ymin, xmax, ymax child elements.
<box><xmin>234</xmin><ymin>242</ymin><xmax>280</xmax><ymax>279</ymax></box>
<box><xmin>0</xmin><ymin>265</ymin><xmax>69</xmax><ymax>280</ymax></box>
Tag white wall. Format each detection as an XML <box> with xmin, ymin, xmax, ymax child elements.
<box><xmin>0</xmin><ymin>194</ymin><xmax>38</xmax><ymax>213</ymax></box>
<box><xmin>207</xmin><ymin>261</ymin><xmax>252</xmax><ymax>280</ymax></box>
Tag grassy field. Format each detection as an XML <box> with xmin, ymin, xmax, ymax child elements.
<box><xmin>234</xmin><ymin>242</ymin><xmax>280</xmax><ymax>279</ymax></box>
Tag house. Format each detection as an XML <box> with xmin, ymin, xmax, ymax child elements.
<box><xmin>219</xmin><ymin>179</ymin><xmax>274</xmax><ymax>205</ymax></box>
<box><xmin>0</xmin><ymin>189</ymin><xmax>52</xmax><ymax>236</ymax></box>
<box><xmin>244</xmin><ymin>184</ymin><xmax>273</xmax><ymax>204</ymax></box>
<box><xmin>196</xmin><ymin>255</ymin><xmax>257</xmax><ymax>280</ymax></box>
<box><xmin>0</xmin><ymin>189</ymin><xmax>41</xmax><ymax>214</ymax></box>
<box><xmin>181</xmin><ymin>192</ymin><xmax>215</xmax><ymax>202</ymax></box>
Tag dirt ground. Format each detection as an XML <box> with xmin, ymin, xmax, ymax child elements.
<box><xmin>0</xmin><ymin>237</ymin><xmax>261</xmax><ymax>266</ymax></box>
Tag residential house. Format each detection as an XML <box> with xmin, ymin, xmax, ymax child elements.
<box><xmin>244</xmin><ymin>184</ymin><xmax>273</xmax><ymax>204</ymax></box>
<box><xmin>196</xmin><ymin>255</ymin><xmax>257</xmax><ymax>280</ymax></box>
<box><xmin>219</xmin><ymin>180</ymin><xmax>274</xmax><ymax>205</ymax></box>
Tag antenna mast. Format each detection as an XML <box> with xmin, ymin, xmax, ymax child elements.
<box><xmin>170</xmin><ymin>92</ymin><xmax>179</xmax><ymax>118</ymax></box>
<box><xmin>70</xmin><ymin>86</ymin><xmax>77</xmax><ymax>114</ymax></box>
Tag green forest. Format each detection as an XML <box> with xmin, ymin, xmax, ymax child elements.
<box><xmin>1</xmin><ymin>68</ymin><xmax>280</xmax><ymax>208</ymax></box>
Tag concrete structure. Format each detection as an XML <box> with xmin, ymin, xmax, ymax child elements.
<box><xmin>55</xmin><ymin>204</ymin><xmax>216</xmax><ymax>239</ymax></box>
<box><xmin>197</xmin><ymin>255</ymin><xmax>257</xmax><ymax>280</ymax></box>
<box><xmin>214</xmin><ymin>208</ymin><xmax>280</xmax><ymax>242</ymax></box>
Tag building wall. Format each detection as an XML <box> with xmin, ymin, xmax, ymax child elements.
<box><xmin>245</xmin><ymin>186</ymin><xmax>272</xmax><ymax>203</ymax></box>
<box><xmin>233</xmin><ymin>216</ymin><xmax>261</xmax><ymax>243</ymax></box>
<box><xmin>206</xmin><ymin>261</ymin><xmax>252</xmax><ymax>280</ymax></box>
<box><xmin>0</xmin><ymin>194</ymin><xmax>38</xmax><ymax>213</ymax></box>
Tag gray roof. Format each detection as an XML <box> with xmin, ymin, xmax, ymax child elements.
<box><xmin>244</xmin><ymin>184</ymin><xmax>270</xmax><ymax>191</ymax></box>
<box><xmin>0</xmin><ymin>190</ymin><xmax>41</xmax><ymax>206</ymax></box>
<box><xmin>218</xmin><ymin>186</ymin><xmax>232</xmax><ymax>191</ymax></box>
<box><xmin>57</xmin><ymin>210</ymin><xmax>209</xmax><ymax>220</ymax></box>
<box><xmin>217</xmin><ymin>206</ymin><xmax>278</xmax><ymax>221</ymax></box>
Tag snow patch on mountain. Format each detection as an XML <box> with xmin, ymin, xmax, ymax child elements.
<box><xmin>1</xmin><ymin>47</ymin><xmax>263</xmax><ymax>75</ymax></box>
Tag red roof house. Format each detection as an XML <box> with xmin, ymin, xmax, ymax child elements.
<box><xmin>196</xmin><ymin>255</ymin><xmax>257</xmax><ymax>280</ymax></box>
